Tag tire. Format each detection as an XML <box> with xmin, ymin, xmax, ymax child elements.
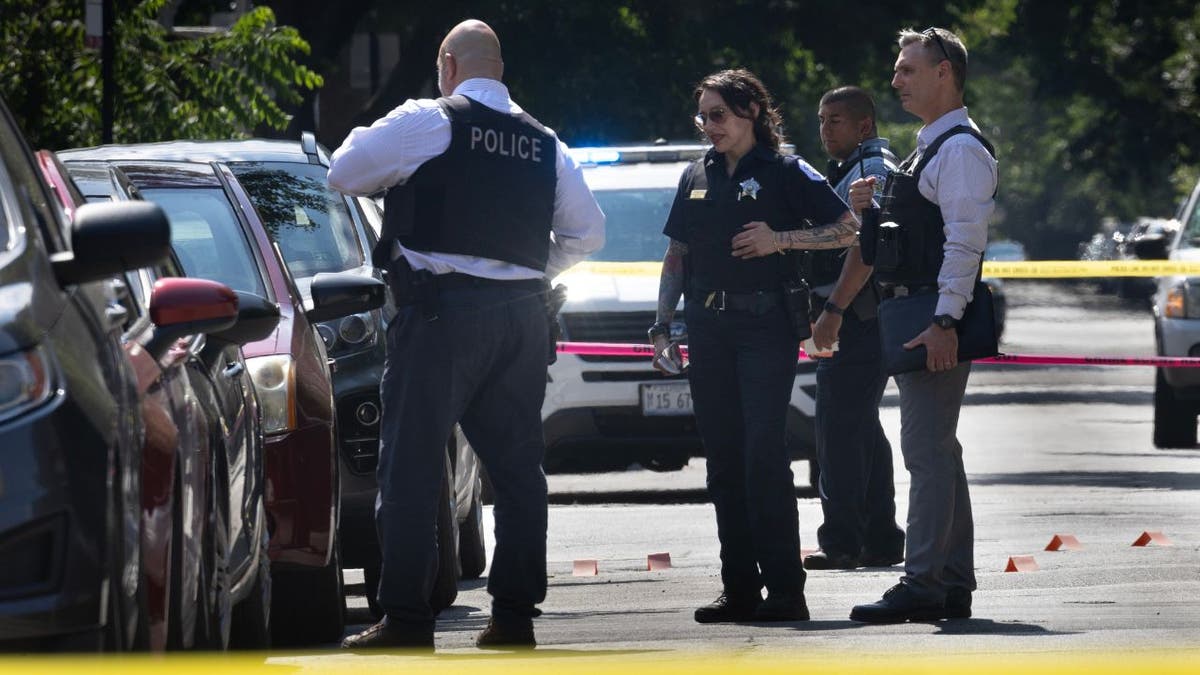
<box><xmin>430</xmin><ymin>449</ymin><xmax>460</xmax><ymax>613</ymax></box>
<box><xmin>458</xmin><ymin>481</ymin><xmax>487</xmax><ymax>580</ymax></box>
<box><xmin>270</xmin><ymin>538</ymin><xmax>346</xmax><ymax>646</ymax></box>
<box><xmin>229</xmin><ymin>506</ymin><xmax>271</xmax><ymax>649</ymax></box>
<box><xmin>1153</xmin><ymin>368</ymin><xmax>1198</xmax><ymax>448</ymax></box>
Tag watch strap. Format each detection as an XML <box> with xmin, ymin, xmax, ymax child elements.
<box><xmin>823</xmin><ymin>301</ymin><xmax>844</xmax><ymax>316</ymax></box>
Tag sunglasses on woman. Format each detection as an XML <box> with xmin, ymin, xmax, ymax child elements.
<box><xmin>694</xmin><ymin>107</ymin><xmax>731</xmax><ymax>128</ymax></box>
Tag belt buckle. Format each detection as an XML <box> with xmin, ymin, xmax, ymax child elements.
<box><xmin>705</xmin><ymin>291</ymin><xmax>728</xmax><ymax>311</ymax></box>
<box><xmin>892</xmin><ymin>285</ymin><xmax>909</xmax><ymax>298</ymax></box>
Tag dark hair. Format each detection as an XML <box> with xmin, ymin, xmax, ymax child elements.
<box><xmin>819</xmin><ymin>86</ymin><xmax>878</xmax><ymax>136</ymax></box>
<box><xmin>694</xmin><ymin>69</ymin><xmax>785</xmax><ymax>151</ymax></box>
<box><xmin>898</xmin><ymin>27</ymin><xmax>968</xmax><ymax>92</ymax></box>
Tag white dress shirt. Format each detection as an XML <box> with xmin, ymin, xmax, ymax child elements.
<box><xmin>327</xmin><ymin>78</ymin><xmax>605</xmax><ymax>280</ymax></box>
<box><xmin>912</xmin><ymin>107</ymin><xmax>998</xmax><ymax>319</ymax></box>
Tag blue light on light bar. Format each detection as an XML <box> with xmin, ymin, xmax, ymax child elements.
<box><xmin>570</xmin><ymin>148</ymin><xmax>622</xmax><ymax>164</ymax></box>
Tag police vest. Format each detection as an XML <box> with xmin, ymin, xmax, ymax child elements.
<box><xmin>875</xmin><ymin>125</ymin><xmax>996</xmax><ymax>286</ymax></box>
<box><xmin>373</xmin><ymin>95</ymin><xmax>557</xmax><ymax>271</ymax></box>
<box><xmin>804</xmin><ymin>145</ymin><xmax>900</xmax><ymax>288</ymax></box>
<box><xmin>679</xmin><ymin>152</ymin><xmax>804</xmax><ymax>293</ymax></box>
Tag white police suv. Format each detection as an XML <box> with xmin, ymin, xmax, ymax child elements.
<box><xmin>545</xmin><ymin>144</ymin><xmax>818</xmax><ymax>480</ymax></box>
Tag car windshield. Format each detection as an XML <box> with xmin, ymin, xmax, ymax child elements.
<box><xmin>229</xmin><ymin>162</ymin><xmax>364</xmax><ymax>279</ymax></box>
<box><xmin>139</xmin><ymin>187</ymin><xmax>268</xmax><ymax>297</ymax></box>
<box><xmin>590</xmin><ymin>187</ymin><xmax>675</xmax><ymax>262</ymax></box>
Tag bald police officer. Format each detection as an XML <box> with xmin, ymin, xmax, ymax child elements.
<box><xmin>330</xmin><ymin>19</ymin><xmax>604</xmax><ymax>649</ymax></box>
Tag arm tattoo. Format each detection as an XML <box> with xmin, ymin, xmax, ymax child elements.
<box><xmin>775</xmin><ymin>210</ymin><xmax>860</xmax><ymax>251</ymax></box>
<box><xmin>656</xmin><ymin>239</ymin><xmax>688</xmax><ymax>325</ymax></box>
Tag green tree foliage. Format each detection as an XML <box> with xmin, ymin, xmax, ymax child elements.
<box><xmin>0</xmin><ymin>0</ymin><xmax>323</xmax><ymax>149</ymax></box>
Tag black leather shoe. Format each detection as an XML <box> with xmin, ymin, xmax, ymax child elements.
<box><xmin>941</xmin><ymin>587</ymin><xmax>972</xmax><ymax>619</ymax></box>
<box><xmin>859</xmin><ymin>551</ymin><xmax>904</xmax><ymax>567</ymax></box>
<box><xmin>342</xmin><ymin>618</ymin><xmax>435</xmax><ymax>650</ymax></box>
<box><xmin>476</xmin><ymin>616</ymin><xmax>536</xmax><ymax>649</ymax></box>
<box><xmin>803</xmin><ymin>550</ymin><xmax>860</xmax><ymax>570</ymax></box>
<box><xmin>694</xmin><ymin>592</ymin><xmax>761</xmax><ymax>623</ymax></box>
<box><xmin>753</xmin><ymin>593</ymin><xmax>810</xmax><ymax>622</ymax></box>
<box><xmin>849</xmin><ymin>583</ymin><xmax>945</xmax><ymax>623</ymax></box>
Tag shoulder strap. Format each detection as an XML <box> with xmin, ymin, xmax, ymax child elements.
<box><xmin>435</xmin><ymin>94</ymin><xmax>473</xmax><ymax>120</ymax></box>
<box><xmin>913</xmin><ymin>125</ymin><xmax>996</xmax><ymax>177</ymax></box>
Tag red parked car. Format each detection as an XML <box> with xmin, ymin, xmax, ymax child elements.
<box><xmin>61</xmin><ymin>155</ymin><xmax>384</xmax><ymax>645</ymax></box>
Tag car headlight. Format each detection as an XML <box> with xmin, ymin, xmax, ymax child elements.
<box><xmin>246</xmin><ymin>354</ymin><xmax>296</xmax><ymax>434</ymax></box>
<box><xmin>0</xmin><ymin>346</ymin><xmax>54</xmax><ymax>423</ymax></box>
<box><xmin>1163</xmin><ymin>282</ymin><xmax>1200</xmax><ymax>319</ymax></box>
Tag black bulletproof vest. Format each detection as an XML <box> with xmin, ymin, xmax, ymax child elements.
<box><xmin>680</xmin><ymin>152</ymin><xmax>803</xmax><ymax>293</ymax></box>
<box><xmin>374</xmin><ymin>95</ymin><xmax>557</xmax><ymax>271</ymax></box>
<box><xmin>806</xmin><ymin>146</ymin><xmax>900</xmax><ymax>288</ymax></box>
<box><xmin>875</xmin><ymin>125</ymin><xmax>995</xmax><ymax>286</ymax></box>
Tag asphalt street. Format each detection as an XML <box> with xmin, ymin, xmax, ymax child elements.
<box><xmin>331</xmin><ymin>281</ymin><xmax>1200</xmax><ymax>659</ymax></box>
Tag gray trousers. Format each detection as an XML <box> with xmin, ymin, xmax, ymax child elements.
<box><xmin>894</xmin><ymin>362</ymin><xmax>974</xmax><ymax>600</ymax></box>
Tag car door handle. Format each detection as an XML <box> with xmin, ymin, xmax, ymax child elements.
<box><xmin>223</xmin><ymin>363</ymin><xmax>245</xmax><ymax>379</ymax></box>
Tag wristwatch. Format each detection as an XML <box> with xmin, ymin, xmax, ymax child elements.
<box><xmin>647</xmin><ymin>322</ymin><xmax>671</xmax><ymax>341</ymax></box>
<box><xmin>823</xmin><ymin>301</ymin><xmax>844</xmax><ymax>316</ymax></box>
<box><xmin>932</xmin><ymin>314</ymin><xmax>958</xmax><ymax>330</ymax></box>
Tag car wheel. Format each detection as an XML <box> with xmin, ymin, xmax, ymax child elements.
<box><xmin>270</xmin><ymin>537</ymin><xmax>345</xmax><ymax>646</ymax></box>
<box><xmin>430</xmin><ymin>449</ymin><xmax>460</xmax><ymax>613</ymax></box>
<box><xmin>459</xmin><ymin>478</ymin><xmax>487</xmax><ymax>580</ymax></box>
<box><xmin>230</xmin><ymin>505</ymin><xmax>271</xmax><ymax>649</ymax></box>
<box><xmin>1153</xmin><ymin>368</ymin><xmax>1198</xmax><ymax>448</ymax></box>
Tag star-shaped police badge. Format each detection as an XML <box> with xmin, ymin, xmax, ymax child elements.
<box><xmin>738</xmin><ymin>177</ymin><xmax>761</xmax><ymax>201</ymax></box>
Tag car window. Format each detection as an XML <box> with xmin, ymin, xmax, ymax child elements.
<box><xmin>229</xmin><ymin>161</ymin><xmax>364</xmax><ymax>278</ymax></box>
<box><xmin>590</xmin><ymin>187</ymin><xmax>675</xmax><ymax>262</ymax></box>
<box><xmin>1184</xmin><ymin>196</ymin><xmax>1200</xmax><ymax>247</ymax></box>
<box><xmin>139</xmin><ymin>187</ymin><xmax>268</xmax><ymax>297</ymax></box>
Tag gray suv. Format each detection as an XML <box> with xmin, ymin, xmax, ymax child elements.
<box><xmin>1135</xmin><ymin>182</ymin><xmax>1197</xmax><ymax>447</ymax></box>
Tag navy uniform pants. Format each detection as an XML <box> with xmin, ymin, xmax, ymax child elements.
<box><xmin>375</xmin><ymin>281</ymin><xmax>548</xmax><ymax>625</ymax></box>
<box><xmin>814</xmin><ymin>309</ymin><xmax>905</xmax><ymax>559</ymax></box>
<box><xmin>684</xmin><ymin>298</ymin><xmax>805</xmax><ymax>599</ymax></box>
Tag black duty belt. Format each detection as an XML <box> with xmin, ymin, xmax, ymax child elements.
<box><xmin>435</xmin><ymin>272</ymin><xmax>544</xmax><ymax>292</ymax></box>
<box><xmin>879</xmin><ymin>283</ymin><xmax>938</xmax><ymax>299</ymax></box>
<box><xmin>698</xmin><ymin>289</ymin><xmax>782</xmax><ymax>313</ymax></box>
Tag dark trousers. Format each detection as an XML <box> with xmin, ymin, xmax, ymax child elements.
<box><xmin>375</xmin><ymin>283</ymin><xmax>548</xmax><ymax>624</ymax></box>
<box><xmin>814</xmin><ymin>310</ymin><xmax>905</xmax><ymax>559</ymax></box>
<box><xmin>685</xmin><ymin>299</ymin><xmax>805</xmax><ymax>599</ymax></box>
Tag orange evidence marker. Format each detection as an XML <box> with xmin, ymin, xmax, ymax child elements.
<box><xmin>1132</xmin><ymin>531</ymin><xmax>1172</xmax><ymax>547</ymax></box>
<box><xmin>1045</xmin><ymin>534</ymin><xmax>1084</xmax><ymax>551</ymax></box>
<box><xmin>572</xmin><ymin>559</ymin><xmax>599</xmax><ymax>576</ymax></box>
<box><xmin>647</xmin><ymin>552</ymin><xmax>672</xmax><ymax>571</ymax></box>
<box><xmin>1004</xmin><ymin>555</ymin><xmax>1039</xmax><ymax>572</ymax></box>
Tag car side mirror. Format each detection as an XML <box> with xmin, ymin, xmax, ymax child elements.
<box><xmin>51</xmin><ymin>201</ymin><xmax>171</xmax><ymax>285</ymax></box>
<box><xmin>307</xmin><ymin>272</ymin><xmax>386</xmax><ymax>323</ymax></box>
<box><xmin>208</xmin><ymin>291</ymin><xmax>281</xmax><ymax>346</ymax></box>
<box><xmin>1132</xmin><ymin>235</ymin><xmax>1169</xmax><ymax>261</ymax></box>
<box><xmin>145</xmin><ymin>278</ymin><xmax>238</xmax><ymax>360</ymax></box>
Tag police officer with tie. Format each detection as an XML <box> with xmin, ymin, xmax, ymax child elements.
<box><xmin>847</xmin><ymin>27</ymin><xmax>997</xmax><ymax>623</ymax></box>
<box><xmin>651</xmin><ymin>69</ymin><xmax>860</xmax><ymax>624</ymax></box>
<box><xmin>329</xmin><ymin>19</ymin><xmax>604</xmax><ymax>649</ymax></box>
<box><xmin>803</xmin><ymin>86</ymin><xmax>906</xmax><ymax>572</ymax></box>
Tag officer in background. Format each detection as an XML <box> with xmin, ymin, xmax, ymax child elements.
<box><xmin>803</xmin><ymin>86</ymin><xmax>906</xmax><ymax>571</ymax></box>
<box><xmin>329</xmin><ymin>19</ymin><xmax>604</xmax><ymax>649</ymax></box>
<box><xmin>847</xmin><ymin>27</ymin><xmax>997</xmax><ymax>623</ymax></box>
<box><xmin>651</xmin><ymin>69</ymin><xmax>860</xmax><ymax>624</ymax></box>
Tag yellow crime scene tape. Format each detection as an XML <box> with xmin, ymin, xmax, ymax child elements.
<box><xmin>1</xmin><ymin>649</ymin><xmax>1198</xmax><ymax>674</ymax></box>
<box><xmin>565</xmin><ymin>260</ymin><xmax>1200</xmax><ymax>279</ymax></box>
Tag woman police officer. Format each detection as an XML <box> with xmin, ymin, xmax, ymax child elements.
<box><xmin>649</xmin><ymin>68</ymin><xmax>859</xmax><ymax>623</ymax></box>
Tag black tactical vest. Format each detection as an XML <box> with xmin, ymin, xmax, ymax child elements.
<box><xmin>874</xmin><ymin>125</ymin><xmax>995</xmax><ymax>286</ymax></box>
<box><xmin>373</xmin><ymin>95</ymin><xmax>557</xmax><ymax>271</ymax></box>
<box><xmin>805</xmin><ymin>145</ymin><xmax>899</xmax><ymax>288</ymax></box>
<box><xmin>680</xmin><ymin>152</ymin><xmax>804</xmax><ymax>293</ymax></box>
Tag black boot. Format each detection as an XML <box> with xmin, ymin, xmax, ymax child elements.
<box><xmin>940</xmin><ymin>587</ymin><xmax>972</xmax><ymax>619</ymax></box>
<box><xmin>850</xmin><ymin>583</ymin><xmax>945</xmax><ymax>623</ymax></box>
<box><xmin>341</xmin><ymin>618</ymin><xmax>435</xmax><ymax>650</ymax></box>
<box><xmin>753</xmin><ymin>593</ymin><xmax>810</xmax><ymax>622</ymax></box>
<box><xmin>803</xmin><ymin>550</ymin><xmax>860</xmax><ymax>570</ymax></box>
<box><xmin>694</xmin><ymin>592</ymin><xmax>761</xmax><ymax>623</ymax></box>
<box><xmin>476</xmin><ymin>616</ymin><xmax>536</xmax><ymax>649</ymax></box>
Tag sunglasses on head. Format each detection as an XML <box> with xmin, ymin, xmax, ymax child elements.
<box><xmin>923</xmin><ymin>27</ymin><xmax>953</xmax><ymax>63</ymax></box>
<box><xmin>694</xmin><ymin>107</ymin><xmax>731</xmax><ymax>128</ymax></box>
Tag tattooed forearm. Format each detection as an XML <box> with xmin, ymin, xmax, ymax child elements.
<box><xmin>656</xmin><ymin>239</ymin><xmax>688</xmax><ymax>325</ymax></box>
<box><xmin>775</xmin><ymin>210</ymin><xmax>860</xmax><ymax>251</ymax></box>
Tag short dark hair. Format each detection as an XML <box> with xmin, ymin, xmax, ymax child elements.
<box><xmin>819</xmin><ymin>86</ymin><xmax>878</xmax><ymax>136</ymax></box>
<box><xmin>898</xmin><ymin>27</ymin><xmax>968</xmax><ymax>92</ymax></box>
<box><xmin>694</xmin><ymin>68</ymin><xmax>785</xmax><ymax>151</ymax></box>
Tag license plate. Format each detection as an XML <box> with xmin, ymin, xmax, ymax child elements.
<box><xmin>640</xmin><ymin>382</ymin><xmax>694</xmax><ymax>416</ymax></box>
